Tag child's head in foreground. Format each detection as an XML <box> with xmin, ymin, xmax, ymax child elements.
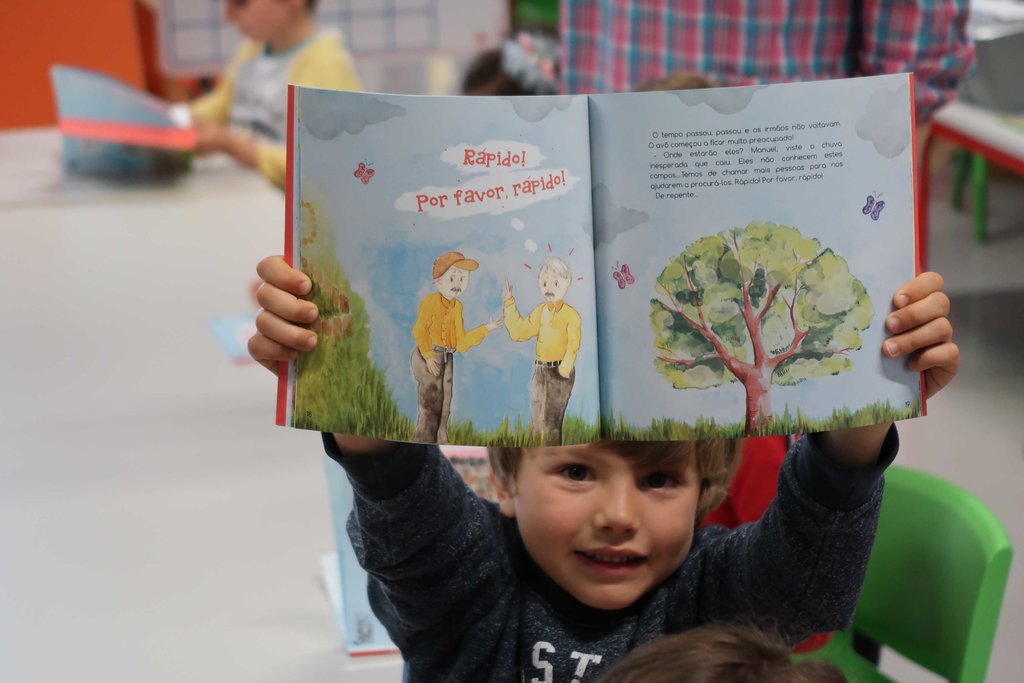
<box><xmin>487</xmin><ymin>439</ymin><xmax>742</xmax><ymax>610</ymax></box>
<box><xmin>596</xmin><ymin>622</ymin><xmax>847</xmax><ymax>683</ymax></box>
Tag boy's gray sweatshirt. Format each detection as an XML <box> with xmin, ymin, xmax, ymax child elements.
<box><xmin>325</xmin><ymin>430</ymin><xmax>897</xmax><ymax>683</ymax></box>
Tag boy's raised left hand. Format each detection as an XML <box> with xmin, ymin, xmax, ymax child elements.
<box><xmin>883</xmin><ymin>271</ymin><xmax>958</xmax><ymax>399</ymax></box>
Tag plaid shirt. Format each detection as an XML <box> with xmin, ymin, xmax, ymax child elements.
<box><xmin>561</xmin><ymin>0</ymin><xmax>974</xmax><ymax>122</ymax></box>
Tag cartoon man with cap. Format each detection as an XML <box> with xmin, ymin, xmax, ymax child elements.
<box><xmin>411</xmin><ymin>250</ymin><xmax>502</xmax><ymax>443</ymax></box>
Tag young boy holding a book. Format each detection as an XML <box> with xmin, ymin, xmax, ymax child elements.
<box><xmin>190</xmin><ymin>0</ymin><xmax>361</xmax><ymax>188</ymax></box>
<box><xmin>249</xmin><ymin>254</ymin><xmax>957</xmax><ymax>682</ymax></box>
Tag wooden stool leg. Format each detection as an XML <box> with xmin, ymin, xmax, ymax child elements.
<box><xmin>971</xmin><ymin>154</ymin><xmax>988</xmax><ymax>242</ymax></box>
<box><xmin>952</xmin><ymin>150</ymin><xmax>970</xmax><ymax>211</ymax></box>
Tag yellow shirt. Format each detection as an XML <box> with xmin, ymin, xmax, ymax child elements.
<box><xmin>190</xmin><ymin>30</ymin><xmax>362</xmax><ymax>188</ymax></box>
<box><xmin>413</xmin><ymin>293</ymin><xmax>489</xmax><ymax>358</ymax></box>
<box><xmin>503</xmin><ymin>298</ymin><xmax>582</xmax><ymax>374</ymax></box>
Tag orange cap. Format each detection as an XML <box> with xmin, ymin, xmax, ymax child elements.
<box><xmin>432</xmin><ymin>251</ymin><xmax>479</xmax><ymax>279</ymax></box>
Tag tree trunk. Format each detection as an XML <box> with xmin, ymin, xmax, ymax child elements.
<box><xmin>743</xmin><ymin>369</ymin><xmax>773</xmax><ymax>434</ymax></box>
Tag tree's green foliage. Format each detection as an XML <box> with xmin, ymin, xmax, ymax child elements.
<box><xmin>651</xmin><ymin>221</ymin><xmax>873</xmax><ymax>395</ymax></box>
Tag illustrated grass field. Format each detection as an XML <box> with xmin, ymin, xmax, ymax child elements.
<box><xmin>603</xmin><ymin>400</ymin><xmax>921</xmax><ymax>441</ymax></box>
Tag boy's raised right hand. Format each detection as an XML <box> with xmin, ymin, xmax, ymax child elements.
<box><xmin>248</xmin><ymin>256</ymin><xmax>392</xmax><ymax>455</ymax></box>
<box><xmin>248</xmin><ymin>255</ymin><xmax>319</xmax><ymax>376</ymax></box>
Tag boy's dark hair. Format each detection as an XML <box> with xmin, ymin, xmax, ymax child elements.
<box><xmin>487</xmin><ymin>439</ymin><xmax>743</xmax><ymax>522</ymax></box>
<box><xmin>596</xmin><ymin>623</ymin><xmax>848</xmax><ymax>683</ymax></box>
<box><xmin>637</xmin><ymin>72</ymin><xmax>716</xmax><ymax>92</ymax></box>
<box><xmin>306</xmin><ymin>0</ymin><xmax>318</xmax><ymax>11</ymax></box>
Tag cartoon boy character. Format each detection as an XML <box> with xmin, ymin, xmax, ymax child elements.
<box><xmin>411</xmin><ymin>251</ymin><xmax>502</xmax><ymax>443</ymax></box>
<box><xmin>503</xmin><ymin>256</ymin><xmax>581</xmax><ymax>445</ymax></box>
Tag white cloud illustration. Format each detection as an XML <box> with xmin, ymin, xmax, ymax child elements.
<box><xmin>855</xmin><ymin>83</ymin><xmax>912</xmax><ymax>158</ymax></box>
<box><xmin>672</xmin><ymin>86</ymin><xmax>766</xmax><ymax>115</ymax></box>
<box><xmin>506</xmin><ymin>96</ymin><xmax>576</xmax><ymax>122</ymax></box>
<box><xmin>300</xmin><ymin>91</ymin><xmax>405</xmax><ymax>140</ymax></box>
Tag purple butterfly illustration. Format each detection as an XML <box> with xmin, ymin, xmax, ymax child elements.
<box><xmin>862</xmin><ymin>193</ymin><xmax>886</xmax><ymax>221</ymax></box>
<box><xmin>613</xmin><ymin>263</ymin><xmax>635</xmax><ymax>289</ymax></box>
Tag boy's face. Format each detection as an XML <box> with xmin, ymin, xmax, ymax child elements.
<box><xmin>538</xmin><ymin>269</ymin><xmax>571</xmax><ymax>304</ymax></box>
<box><xmin>495</xmin><ymin>444</ymin><xmax>701</xmax><ymax>610</ymax></box>
<box><xmin>224</xmin><ymin>0</ymin><xmax>299</xmax><ymax>43</ymax></box>
<box><xmin>434</xmin><ymin>266</ymin><xmax>471</xmax><ymax>300</ymax></box>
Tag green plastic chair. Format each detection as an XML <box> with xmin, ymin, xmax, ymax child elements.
<box><xmin>950</xmin><ymin>150</ymin><xmax>989</xmax><ymax>244</ymax></box>
<box><xmin>807</xmin><ymin>465</ymin><xmax>1013</xmax><ymax>682</ymax></box>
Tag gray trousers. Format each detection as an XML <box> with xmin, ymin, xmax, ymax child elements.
<box><xmin>411</xmin><ymin>348</ymin><xmax>454</xmax><ymax>444</ymax></box>
<box><xmin>530</xmin><ymin>364</ymin><xmax>575</xmax><ymax>446</ymax></box>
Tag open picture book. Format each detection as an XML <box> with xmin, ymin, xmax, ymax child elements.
<box><xmin>277</xmin><ymin>73</ymin><xmax>925</xmax><ymax>446</ymax></box>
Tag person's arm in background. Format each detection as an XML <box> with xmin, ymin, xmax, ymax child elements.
<box><xmin>858</xmin><ymin>0</ymin><xmax>975</xmax><ymax>150</ymax></box>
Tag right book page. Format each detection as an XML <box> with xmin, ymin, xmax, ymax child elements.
<box><xmin>589</xmin><ymin>74</ymin><xmax>922</xmax><ymax>439</ymax></box>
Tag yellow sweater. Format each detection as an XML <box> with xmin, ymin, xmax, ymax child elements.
<box><xmin>413</xmin><ymin>294</ymin><xmax>489</xmax><ymax>359</ymax></box>
<box><xmin>190</xmin><ymin>30</ymin><xmax>361</xmax><ymax>188</ymax></box>
<box><xmin>503</xmin><ymin>299</ymin><xmax>582</xmax><ymax>374</ymax></box>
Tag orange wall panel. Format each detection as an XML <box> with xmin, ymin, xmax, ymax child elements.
<box><xmin>0</xmin><ymin>0</ymin><xmax>145</xmax><ymax>130</ymax></box>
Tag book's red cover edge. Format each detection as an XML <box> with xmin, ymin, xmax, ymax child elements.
<box><xmin>276</xmin><ymin>85</ymin><xmax>296</xmax><ymax>427</ymax></box>
<box><xmin>908</xmin><ymin>73</ymin><xmax>927</xmax><ymax>417</ymax></box>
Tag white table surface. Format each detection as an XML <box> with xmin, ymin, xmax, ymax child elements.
<box><xmin>0</xmin><ymin>129</ymin><xmax>403</xmax><ymax>682</ymax></box>
<box><xmin>0</xmin><ymin>127</ymin><xmax>289</xmax><ymax>209</ymax></box>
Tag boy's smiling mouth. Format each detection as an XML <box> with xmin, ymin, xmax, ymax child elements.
<box><xmin>575</xmin><ymin>549</ymin><xmax>647</xmax><ymax>574</ymax></box>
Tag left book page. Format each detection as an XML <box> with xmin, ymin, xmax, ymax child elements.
<box><xmin>279</xmin><ymin>88</ymin><xmax>601</xmax><ymax>446</ymax></box>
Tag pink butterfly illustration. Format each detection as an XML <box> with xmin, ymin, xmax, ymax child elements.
<box><xmin>612</xmin><ymin>263</ymin><xmax>635</xmax><ymax>289</ymax></box>
<box><xmin>354</xmin><ymin>161</ymin><xmax>375</xmax><ymax>185</ymax></box>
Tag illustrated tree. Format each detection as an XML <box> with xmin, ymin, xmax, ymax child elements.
<box><xmin>650</xmin><ymin>222</ymin><xmax>873</xmax><ymax>434</ymax></box>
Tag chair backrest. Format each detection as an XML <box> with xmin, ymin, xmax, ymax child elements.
<box><xmin>853</xmin><ymin>466</ymin><xmax>1013</xmax><ymax>682</ymax></box>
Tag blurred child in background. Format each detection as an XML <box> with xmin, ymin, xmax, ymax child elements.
<box><xmin>190</xmin><ymin>0</ymin><xmax>361</xmax><ymax>188</ymax></box>
<box><xmin>462</xmin><ymin>31</ymin><xmax>560</xmax><ymax>97</ymax></box>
